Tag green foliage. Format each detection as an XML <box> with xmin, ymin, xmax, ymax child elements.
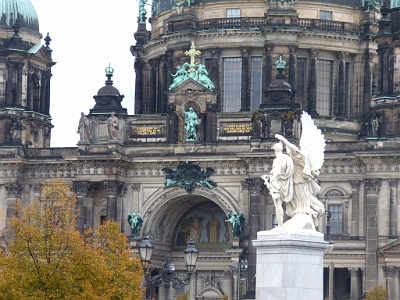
<box><xmin>366</xmin><ymin>285</ymin><xmax>388</xmax><ymax>300</ymax></box>
<box><xmin>0</xmin><ymin>179</ymin><xmax>144</xmax><ymax>300</ymax></box>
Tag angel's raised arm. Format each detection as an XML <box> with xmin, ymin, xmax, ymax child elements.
<box><xmin>275</xmin><ymin>134</ymin><xmax>298</xmax><ymax>152</ymax></box>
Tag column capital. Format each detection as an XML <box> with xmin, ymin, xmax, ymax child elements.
<box><xmin>104</xmin><ymin>181</ymin><xmax>123</xmax><ymax>196</ymax></box>
<box><xmin>209</xmin><ymin>48</ymin><xmax>221</xmax><ymax>57</ymax></box>
<box><xmin>240</xmin><ymin>46</ymin><xmax>250</xmax><ymax>57</ymax></box>
<box><xmin>288</xmin><ymin>45</ymin><xmax>298</xmax><ymax>54</ymax></box>
<box><xmin>310</xmin><ymin>48</ymin><xmax>319</xmax><ymax>58</ymax></box>
<box><xmin>348</xmin><ymin>267</ymin><xmax>361</xmax><ymax>278</ymax></box>
<box><xmin>350</xmin><ymin>180</ymin><xmax>361</xmax><ymax>190</ymax></box>
<box><xmin>264</xmin><ymin>44</ymin><xmax>274</xmax><ymax>54</ymax></box>
<box><xmin>338</xmin><ymin>51</ymin><xmax>348</xmax><ymax>60</ymax></box>
<box><xmin>388</xmin><ymin>178</ymin><xmax>399</xmax><ymax>188</ymax></box>
<box><xmin>363</xmin><ymin>178</ymin><xmax>381</xmax><ymax>194</ymax></box>
<box><xmin>5</xmin><ymin>183</ymin><xmax>23</xmax><ymax>198</ymax></box>
<box><xmin>73</xmin><ymin>181</ymin><xmax>91</xmax><ymax>196</ymax></box>
<box><xmin>245</xmin><ymin>178</ymin><xmax>263</xmax><ymax>194</ymax></box>
<box><xmin>382</xmin><ymin>265</ymin><xmax>398</xmax><ymax>277</ymax></box>
<box><xmin>33</xmin><ymin>183</ymin><xmax>42</xmax><ymax>194</ymax></box>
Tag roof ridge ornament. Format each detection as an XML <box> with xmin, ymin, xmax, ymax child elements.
<box><xmin>105</xmin><ymin>64</ymin><xmax>114</xmax><ymax>85</ymax></box>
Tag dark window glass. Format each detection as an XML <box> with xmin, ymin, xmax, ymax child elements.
<box><xmin>250</xmin><ymin>57</ymin><xmax>262</xmax><ymax>111</ymax></box>
<box><xmin>317</xmin><ymin>60</ymin><xmax>333</xmax><ymax>116</ymax></box>
<box><xmin>296</xmin><ymin>58</ymin><xmax>307</xmax><ymax>109</ymax></box>
<box><xmin>329</xmin><ymin>205</ymin><xmax>343</xmax><ymax>235</ymax></box>
<box><xmin>320</xmin><ymin>10</ymin><xmax>332</xmax><ymax>20</ymax></box>
<box><xmin>223</xmin><ymin>58</ymin><xmax>242</xmax><ymax>112</ymax></box>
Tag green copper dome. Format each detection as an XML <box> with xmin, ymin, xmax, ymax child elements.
<box><xmin>0</xmin><ymin>0</ymin><xmax>39</xmax><ymax>32</ymax></box>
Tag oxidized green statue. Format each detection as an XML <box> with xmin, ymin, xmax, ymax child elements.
<box><xmin>168</xmin><ymin>42</ymin><xmax>215</xmax><ymax>91</ymax></box>
<box><xmin>138</xmin><ymin>0</ymin><xmax>148</xmax><ymax>23</ymax></box>
<box><xmin>182</xmin><ymin>107</ymin><xmax>198</xmax><ymax>141</ymax></box>
<box><xmin>226</xmin><ymin>212</ymin><xmax>245</xmax><ymax>239</ymax></box>
<box><xmin>127</xmin><ymin>213</ymin><xmax>143</xmax><ymax>239</ymax></box>
<box><xmin>365</xmin><ymin>0</ymin><xmax>381</xmax><ymax>13</ymax></box>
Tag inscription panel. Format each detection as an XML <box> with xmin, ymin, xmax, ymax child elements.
<box><xmin>220</xmin><ymin>122</ymin><xmax>253</xmax><ymax>136</ymax></box>
<box><xmin>129</xmin><ymin>124</ymin><xmax>165</xmax><ymax>138</ymax></box>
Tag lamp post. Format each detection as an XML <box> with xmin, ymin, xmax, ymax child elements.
<box><xmin>231</xmin><ymin>259</ymin><xmax>248</xmax><ymax>300</ymax></box>
<box><xmin>138</xmin><ymin>234</ymin><xmax>199</xmax><ymax>300</ymax></box>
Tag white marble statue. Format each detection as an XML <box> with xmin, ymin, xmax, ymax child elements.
<box><xmin>262</xmin><ymin>111</ymin><xmax>325</xmax><ymax>231</ymax></box>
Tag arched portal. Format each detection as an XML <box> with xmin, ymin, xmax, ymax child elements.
<box><xmin>140</xmin><ymin>187</ymin><xmax>238</xmax><ymax>299</ymax></box>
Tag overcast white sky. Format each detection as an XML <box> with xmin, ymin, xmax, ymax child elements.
<box><xmin>31</xmin><ymin>0</ymin><xmax>140</xmax><ymax>147</ymax></box>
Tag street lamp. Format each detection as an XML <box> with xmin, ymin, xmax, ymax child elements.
<box><xmin>231</xmin><ymin>259</ymin><xmax>248</xmax><ymax>300</ymax></box>
<box><xmin>138</xmin><ymin>234</ymin><xmax>199</xmax><ymax>300</ymax></box>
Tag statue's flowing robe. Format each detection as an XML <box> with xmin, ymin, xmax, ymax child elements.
<box><xmin>270</xmin><ymin>153</ymin><xmax>294</xmax><ymax>203</ymax></box>
<box><xmin>286</xmin><ymin>149</ymin><xmax>324</xmax><ymax>225</ymax></box>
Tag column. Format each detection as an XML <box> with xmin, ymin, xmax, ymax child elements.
<box><xmin>263</xmin><ymin>45</ymin><xmax>274</xmax><ymax>102</ymax></box>
<box><xmin>240</xmin><ymin>47</ymin><xmax>250</xmax><ymax>111</ymax></box>
<box><xmin>245</xmin><ymin>178</ymin><xmax>263</xmax><ymax>295</ymax></box>
<box><xmin>148</xmin><ymin>59</ymin><xmax>157</xmax><ymax>114</ymax></box>
<box><xmin>45</xmin><ymin>71</ymin><xmax>52</xmax><ymax>115</ymax></box>
<box><xmin>160</xmin><ymin>55</ymin><xmax>168</xmax><ymax>113</ymax></box>
<box><xmin>383</xmin><ymin>266</ymin><xmax>399</xmax><ymax>300</ymax></box>
<box><xmin>388</xmin><ymin>179</ymin><xmax>399</xmax><ymax>239</ymax></box>
<box><xmin>5</xmin><ymin>62</ymin><xmax>14</xmax><ymax>106</ymax></box>
<box><xmin>382</xmin><ymin>44</ymin><xmax>391</xmax><ymax>95</ymax></box>
<box><xmin>104</xmin><ymin>181</ymin><xmax>122</xmax><ymax>221</ymax></box>
<box><xmin>73</xmin><ymin>181</ymin><xmax>91</xmax><ymax>234</ymax></box>
<box><xmin>337</xmin><ymin>52</ymin><xmax>347</xmax><ymax>117</ymax></box>
<box><xmin>376</xmin><ymin>46</ymin><xmax>384</xmax><ymax>95</ymax></box>
<box><xmin>40</xmin><ymin>72</ymin><xmax>47</xmax><ymax>114</ymax></box>
<box><xmin>308</xmin><ymin>48</ymin><xmax>318</xmax><ymax>117</ymax></box>
<box><xmin>350</xmin><ymin>180</ymin><xmax>361</xmax><ymax>239</ymax></box>
<box><xmin>364</xmin><ymin>178</ymin><xmax>381</xmax><ymax>291</ymax></box>
<box><xmin>16</xmin><ymin>62</ymin><xmax>24</xmax><ymax>107</ymax></box>
<box><xmin>134</xmin><ymin>59</ymin><xmax>144</xmax><ymax>114</ymax></box>
<box><xmin>349</xmin><ymin>268</ymin><xmax>362</xmax><ymax>300</ymax></box>
<box><xmin>5</xmin><ymin>184</ymin><xmax>23</xmax><ymax>226</ymax></box>
<box><xmin>167</xmin><ymin>50</ymin><xmax>174</xmax><ymax>89</ymax></box>
<box><xmin>363</xmin><ymin>51</ymin><xmax>373</xmax><ymax>112</ymax></box>
<box><xmin>288</xmin><ymin>45</ymin><xmax>297</xmax><ymax>90</ymax></box>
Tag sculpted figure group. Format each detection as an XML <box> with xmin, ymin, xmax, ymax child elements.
<box><xmin>261</xmin><ymin>111</ymin><xmax>325</xmax><ymax>231</ymax></box>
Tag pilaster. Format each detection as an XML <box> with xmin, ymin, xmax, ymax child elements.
<box><xmin>363</xmin><ymin>178</ymin><xmax>381</xmax><ymax>291</ymax></box>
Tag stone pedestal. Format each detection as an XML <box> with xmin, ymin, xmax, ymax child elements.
<box><xmin>252</xmin><ymin>230</ymin><xmax>328</xmax><ymax>300</ymax></box>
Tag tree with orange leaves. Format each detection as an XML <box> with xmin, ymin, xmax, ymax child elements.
<box><xmin>0</xmin><ymin>179</ymin><xmax>144</xmax><ymax>300</ymax></box>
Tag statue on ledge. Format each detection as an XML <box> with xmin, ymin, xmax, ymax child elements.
<box><xmin>261</xmin><ymin>112</ymin><xmax>325</xmax><ymax>231</ymax></box>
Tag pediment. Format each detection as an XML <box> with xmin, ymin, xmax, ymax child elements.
<box><xmin>28</xmin><ymin>44</ymin><xmax>52</xmax><ymax>63</ymax></box>
<box><xmin>378</xmin><ymin>239</ymin><xmax>400</xmax><ymax>255</ymax></box>
<box><xmin>168</xmin><ymin>78</ymin><xmax>214</xmax><ymax>94</ymax></box>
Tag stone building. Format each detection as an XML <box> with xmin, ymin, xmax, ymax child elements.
<box><xmin>2</xmin><ymin>0</ymin><xmax>400</xmax><ymax>299</ymax></box>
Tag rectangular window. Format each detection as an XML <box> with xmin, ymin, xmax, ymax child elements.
<box><xmin>392</xmin><ymin>0</ymin><xmax>400</xmax><ymax>8</ymax></box>
<box><xmin>250</xmin><ymin>57</ymin><xmax>262</xmax><ymax>111</ymax></box>
<box><xmin>296</xmin><ymin>58</ymin><xmax>307</xmax><ymax>109</ymax></box>
<box><xmin>329</xmin><ymin>205</ymin><xmax>343</xmax><ymax>235</ymax></box>
<box><xmin>223</xmin><ymin>57</ymin><xmax>242</xmax><ymax>112</ymax></box>
<box><xmin>227</xmin><ymin>8</ymin><xmax>240</xmax><ymax>18</ymax></box>
<box><xmin>317</xmin><ymin>60</ymin><xmax>333</xmax><ymax>116</ymax></box>
<box><xmin>320</xmin><ymin>10</ymin><xmax>332</xmax><ymax>20</ymax></box>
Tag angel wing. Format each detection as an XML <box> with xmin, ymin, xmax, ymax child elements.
<box><xmin>299</xmin><ymin>111</ymin><xmax>326</xmax><ymax>172</ymax></box>
<box><xmin>128</xmin><ymin>213</ymin><xmax>135</xmax><ymax>225</ymax></box>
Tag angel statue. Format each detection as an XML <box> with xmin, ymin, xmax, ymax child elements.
<box><xmin>261</xmin><ymin>111</ymin><xmax>325</xmax><ymax>231</ymax></box>
<box><xmin>226</xmin><ymin>212</ymin><xmax>245</xmax><ymax>239</ymax></box>
<box><xmin>127</xmin><ymin>213</ymin><xmax>143</xmax><ymax>239</ymax></box>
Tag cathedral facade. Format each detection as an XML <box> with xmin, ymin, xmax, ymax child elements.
<box><xmin>2</xmin><ymin>0</ymin><xmax>400</xmax><ymax>299</ymax></box>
